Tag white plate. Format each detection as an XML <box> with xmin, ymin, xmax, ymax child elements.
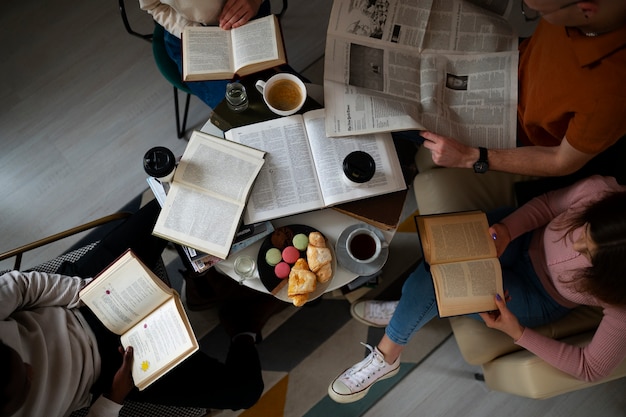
<box><xmin>335</xmin><ymin>223</ymin><xmax>389</xmax><ymax>276</ymax></box>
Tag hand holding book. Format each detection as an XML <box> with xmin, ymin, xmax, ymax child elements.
<box><xmin>415</xmin><ymin>211</ymin><xmax>504</xmax><ymax>317</ymax></box>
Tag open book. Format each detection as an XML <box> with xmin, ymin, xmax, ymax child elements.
<box><xmin>147</xmin><ymin>177</ymin><xmax>274</xmax><ymax>273</ymax></box>
<box><xmin>152</xmin><ymin>130</ymin><xmax>266</xmax><ymax>259</ymax></box>
<box><xmin>323</xmin><ymin>0</ymin><xmax>519</xmax><ymax>149</ymax></box>
<box><xmin>224</xmin><ymin>108</ymin><xmax>406</xmax><ymax>223</ymax></box>
<box><xmin>79</xmin><ymin>250</ymin><xmax>198</xmax><ymax>390</ymax></box>
<box><xmin>182</xmin><ymin>14</ymin><xmax>286</xmax><ymax>81</ymax></box>
<box><xmin>415</xmin><ymin>211</ymin><xmax>504</xmax><ymax>317</ymax></box>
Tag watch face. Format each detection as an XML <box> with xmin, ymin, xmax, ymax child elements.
<box><xmin>473</xmin><ymin>161</ymin><xmax>488</xmax><ymax>173</ymax></box>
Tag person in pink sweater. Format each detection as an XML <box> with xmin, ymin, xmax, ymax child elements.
<box><xmin>328</xmin><ymin>175</ymin><xmax>626</xmax><ymax>403</ymax></box>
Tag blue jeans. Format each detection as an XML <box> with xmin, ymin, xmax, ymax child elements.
<box><xmin>163</xmin><ymin>0</ymin><xmax>271</xmax><ymax>109</ymax></box>
<box><xmin>385</xmin><ymin>208</ymin><xmax>572</xmax><ymax>345</ymax></box>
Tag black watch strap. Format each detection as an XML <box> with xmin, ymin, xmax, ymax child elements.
<box><xmin>473</xmin><ymin>147</ymin><xmax>489</xmax><ymax>174</ymax></box>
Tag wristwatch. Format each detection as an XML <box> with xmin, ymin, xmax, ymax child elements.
<box><xmin>473</xmin><ymin>147</ymin><xmax>489</xmax><ymax>174</ymax></box>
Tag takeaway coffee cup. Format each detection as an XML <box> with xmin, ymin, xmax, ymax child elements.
<box><xmin>345</xmin><ymin>228</ymin><xmax>387</xmax><ymax>264</ymax></box>
<box><xmin>342</xmin><ymin>151</ymin><xmax>376</xmax><ymax>186</ymax></box>
<box><xmin>143</xmin><ymin>146</ymin><xmax>177</xmax><ymax>183</ymax></box>
<box><xmin>255</xmin><ymin>73</ymin><xmax>307</xmax><ymax>116</ymax></box>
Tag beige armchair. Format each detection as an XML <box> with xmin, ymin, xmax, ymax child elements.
<box><xmin>411</xmin><ymin>146</ymin><xmax>626</xmax><ymax>399</ymax></box>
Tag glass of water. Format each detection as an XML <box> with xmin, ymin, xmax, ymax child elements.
<box><xmin>225</xmin><ymin>82</ymin><xmax>249</xmax><ymax>112</ymax></box>
<box><xmin>233</xmin><ymin>255</ymin><xmax>256</xmax><ymax>284</ymax></box>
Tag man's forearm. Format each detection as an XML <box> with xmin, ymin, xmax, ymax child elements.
<box><xmin>486</xmin><ymin>146</ymin><xmax>590</xmax><ymax>177</ymax></box>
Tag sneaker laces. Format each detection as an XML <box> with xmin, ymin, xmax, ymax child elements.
<box><xmin>341</xmin><ymin>343</ymin><xmax>390</xmax><ymax>389</ymax></box>
<box><xmin>365</xmin><ymin>301</ymin><xmax>399</xmax><ymax>321</ymax></box>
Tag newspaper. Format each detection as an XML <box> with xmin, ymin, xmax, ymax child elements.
<box><xmin>323</xmin><ymin>0</ymin><xmax>519</xmax><ymax>148</ymax></box>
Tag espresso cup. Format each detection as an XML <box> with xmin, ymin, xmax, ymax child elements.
<box><xmin>255</xmin><ymin>73</ymin><xmax>307</xmax><ymax>116</ymax></box>
<box><xmin>345</xmin><ymin>228</ymin><xmax>386</xmax><ymax>264</ymax></box>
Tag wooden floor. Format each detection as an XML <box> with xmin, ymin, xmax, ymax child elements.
<box><xmin>1</xmin><ymin>0</ymin><xmax>330</xmax><ymax>271</ymax></box>
<box><xmin>3</xmin><ymin>1</ymin><xmax>625</xmax><ymax>415</ymax></box>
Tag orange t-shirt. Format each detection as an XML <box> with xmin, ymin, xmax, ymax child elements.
<box><xmin>517</xmin><ymin>20</ymin><xmax>626</xmax><ymax>154</ymax></box>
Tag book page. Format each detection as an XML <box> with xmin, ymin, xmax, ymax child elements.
<box><xmin>79</xmin><ymin>251</ymin><xmax>172</xmax><ymax>335</ymax></box>
<box><xmin>182</xmin><ymin>26</ymin><xmax>234</xmax><ymax>79</ymax></box>
<box><xmin>224</xmin><ymin>115</ymin><xmax>326</xmax><ymax>223</ymax></box>
<box><xmin>418</xmin><ymin>211</ymin><xmax>496</xmax><ymax>264</ymax></box>
<box><xmin>120</xmin><ymin>296</ymin><xmax>198</xmax><ymax>390</ymax></box>
<box><xmin>302</xmin><ymin>109</ymin><xmax>406</xmax><ymax>206</ymax></box>
<box><xmin>430</xmin><ymin>258</ymin><xmax>503</xmax><ymax>317</ymax></box>
<box><xmin>153</xmin><ymin>131</ymin><xmax>266</xmax><ymax>259</ymax></box>
<box><xmin>231</xmin><ymin>15</ymin><xmax>280</xmax><ymax>71</ymax></box>
<box><xmin>174</xmin><ymin>131</ymin><xmax>266</xmax><ymax>203</ymax></box>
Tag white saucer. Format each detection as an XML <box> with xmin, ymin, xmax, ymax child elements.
<box><xmin>335</xmin><ymin>223</ymin><xmax>389</xmax><ymax>276</ymax></box>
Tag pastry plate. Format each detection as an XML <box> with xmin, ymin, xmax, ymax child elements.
<box><xmin>335</xmin><ymin>223</ymin><xmax>389</xmax><ymax>276</ymax></box>
<box><xmin>257</xmin><ymin>224</ymin><xmax>336</xmax><ymax>303</ymax></box>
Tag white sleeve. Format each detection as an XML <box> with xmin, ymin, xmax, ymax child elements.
<box><xmin>0</xmin><ymin>271</ymin><xmax>90</xmax><ymax>320</ymax></box>
<box><xmin>84</xmin><ymin>395</ymin><xmax>123</xmax><ymax>417</ymax></box>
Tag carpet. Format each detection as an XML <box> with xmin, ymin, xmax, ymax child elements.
<box><xmin>184</xmin><ymin>249</ymin><xmax>451</xmax><ymax>417</ymax></box>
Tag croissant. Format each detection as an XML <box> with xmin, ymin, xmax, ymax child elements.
<box><xmin>288</xmin><ymin>258</ymin><xmax>317</xmax><ymax>306</ymax></box>
<box><xmin>307</xmin><ymin>232</ymin><xmax>332</xmax><ymax>281</ymax></box>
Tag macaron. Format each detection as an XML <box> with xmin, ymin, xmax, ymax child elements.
<box><xmin>282</xmin><ymin>246</ymin><xmax>300</xmax><ymax>264</ymax></box>
<box><xmin>274</xmin><ymin>261</ymin><xmax>291</xmax><ymax>279</ymax></box>
<box><xmin>292</xmin><ymin>233</ymin><xmax>309</xmax><ymax>250</ymax></box>
<box><xmin>265</xmin><ymin>247</ymin><xmax>282</xmax><ymax>266</ymax></box>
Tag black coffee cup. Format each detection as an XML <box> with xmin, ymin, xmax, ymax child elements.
<box><xmin>143</xmin><ymin>146</ymin><xmax>176</xmax><ymax>181</ymax></box>
<box><xmin>343</xmin><ymin>151</ymin><xmax>376</xmax><ymax>185</ymax></box>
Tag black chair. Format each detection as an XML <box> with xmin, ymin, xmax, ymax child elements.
<box><xmin>118</xmin><ymin>0</ymin><xmax>288</xmax><ymax>139</ymax></box>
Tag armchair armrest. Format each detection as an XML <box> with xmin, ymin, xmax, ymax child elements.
<box><xmin>0</xmin><ymin>212</ymin><xmax>131</xmax><ymax>270</ymax></box>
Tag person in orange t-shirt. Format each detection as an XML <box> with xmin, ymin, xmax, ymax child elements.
<box><xmin>422</xmin><ymin>0</ymin><xmax>626</xmax><ymax>177</ymax></box>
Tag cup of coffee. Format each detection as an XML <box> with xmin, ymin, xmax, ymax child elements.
<box><xmin>345</xmin><ymin>228</ymin><xmax>387</xmax><ymax>264</ymax></box>
<box><xmin>143</xmin><ymin>146</ymin><xmax>177</xmax><ymax>183</ymax></box>
<box><xmin>255</xmin><ymin>73</ymin><xmax>307</xmax><ymax>116</ymax></box>
<box><xmin>343</xmin><ymin>151</ymin><xmax>376</xmax><ymax>186</ymax></box>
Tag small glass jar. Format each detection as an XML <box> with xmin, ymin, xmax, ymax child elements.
<box><xmin>225</xmin><ymin>82</ymin><xmax>249</xmax><ymax>112</ymax></box>
<box><xmin>233</xmin><ymin>255</ymin><xmax>256</xmax><ymax>284</ymax></box>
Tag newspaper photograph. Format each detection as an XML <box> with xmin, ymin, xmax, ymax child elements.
<box><xmin>324</xmin><ymin>0</ymin><xmax>521</xmax><ymax>149</ymax></box>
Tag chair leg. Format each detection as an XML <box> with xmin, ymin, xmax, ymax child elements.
<box><xmin>173</xmin><ymin>86</ymin><xmax>191</xmax><ymax>139</ymax></box>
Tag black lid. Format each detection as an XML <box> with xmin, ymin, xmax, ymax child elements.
<box><xmin>143</xmin><ymin>146</ymin><xmax>176</xmax><ymax>178</ymax></box>
<box><xmin>343</xmin><ymin>151</ymin><xmax>376</xmax><ymax>184</ymax></box>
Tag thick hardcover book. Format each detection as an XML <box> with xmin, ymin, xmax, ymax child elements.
<box><xmin>332</xmin><ymin>189</ymin><xmax>408</xmax><ymax>231</ymax></box>
<box><xmin>224</xmin><ymin>109</ymin><xmax>406</xmax><ymax>224</ymax></box>
<box><xmin>209</xmin><ymin>69</ymin><xmax>323</xmax><ymax>132</ymax></box>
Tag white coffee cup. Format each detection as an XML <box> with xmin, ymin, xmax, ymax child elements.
<box><xmin>255</xmin><ymin>73</ymin><xmax>307</xmax><ymax>116</ymax></box>
<box><xmin>345</xmin><ymin>228</ymin><xmax>387</xmax><ymax>264</ymax></box>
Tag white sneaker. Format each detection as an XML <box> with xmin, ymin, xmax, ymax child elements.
<box><xmin>350</xmin><ymin>300</ymin><xmax>399</xmax><ymax>327</ymax></box>
<box><xmin>328</xmin><ymin>343</ymin><xmax>400</xmax><ymax>403</ymax></box>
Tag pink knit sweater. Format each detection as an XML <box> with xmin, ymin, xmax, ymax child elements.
<box><xmin>500</xmin><ymin>175</ymin><xmax>626</xmax><ymax>382</ymax></box>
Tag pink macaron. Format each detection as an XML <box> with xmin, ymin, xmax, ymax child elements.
<box><xmin>281</xmin><ymin>246</ymin><xmax>300</xmax><ymax>264</ymax></box>
<box><xmin>274</xmin><ymin>261</ymin><xmax>291</xmax><ymax>279</ymax></box>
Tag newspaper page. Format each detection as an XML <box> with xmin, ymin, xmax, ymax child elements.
<box><xmin>324</xmin><ymin>0</ymin><xmax>519</xmax><ymax>149</ymax></box>
<box><xmin>153</xmin><ymin>131</ymin><xmax>266</xmax><ymax>259</ymax></box>
<box><xmin>231</xmin><ymin>15</ymin><xmax>280</xmax><ymax>69</ymax></box>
